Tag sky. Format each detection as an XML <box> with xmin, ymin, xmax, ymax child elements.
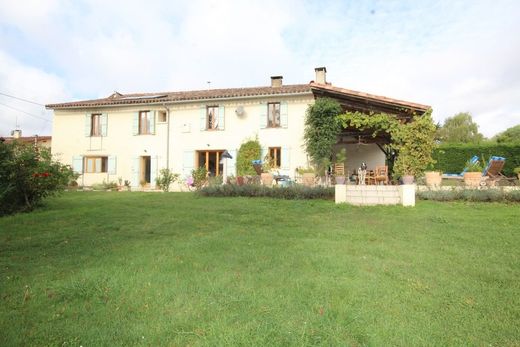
<box><xmin>0</xmin><ymin>0</ymin><xmax>519</xmax><ymax>138</ymax></box>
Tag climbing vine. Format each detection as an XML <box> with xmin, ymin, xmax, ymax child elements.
<box><xmin>236</xmin><ymin>137</ymin><xmax>262</xmax><ymax>176</ymax></box>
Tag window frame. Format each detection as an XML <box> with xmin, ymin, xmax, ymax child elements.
<box><xmin>138</xmin><ymin>111</ymin><xmax>152</xmax><ymax>135</ymax></box>
<box><xmin>158</xmin><ymin>111</ymin><xmax>168</xmax><ymax>123</ymax></box>
<box><xmin>90</xmin><ymin>113</ymin><xmax>102</xmax><ymax>136</ymax></box>
<box><xmin>84</xmin><ymin>156</ymin><xmax>108</xmax><ymax>173</ymax></box>
<box><xmin>268</xmin><ymin>147</ymin><xmax>281</xmax><ymax>168</ymax></box>
<box><xmin>206</xmin><ymin>106</ymin><xmax>219</xmax><ymax>130</ymax></box>
<box><xmin>267</xmin><ymin>102</ymin><xmax>281</xmax><ymax>128</ymax></box>
<box><xmin>196</xmin><ymin>150</ymin><xmax>224</xmax><ymax>176</ymax></box>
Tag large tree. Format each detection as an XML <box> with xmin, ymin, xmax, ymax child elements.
<box><xmin>494</xmin><ymin>124</ymin><xmax>520</xmax><ymax>143</ymax></box>
<box><xmin>437</xmin><ymin>112</ymin><xmax>484</xmax><ymax>144</ymax></box>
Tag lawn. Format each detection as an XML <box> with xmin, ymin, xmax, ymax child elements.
<box><xmin>1</xmin><ymin>192</ymin><xmax>519</xmax><ymax>346</ymax></box>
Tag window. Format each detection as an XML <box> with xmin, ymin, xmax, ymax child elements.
<box><xmin>158</xmin><ymin>111</ymin><xmax>167</xmax><ymax>123</ymax></box>
<box><xmin>268</xmin><ymin>147</ymin><xmax>281</xmax><ymax>168</ymax></box>
<box><xmin>267</xmin><ymin>102</ymin><xmax>281</xmax><ymax>128</ymax></box>
<box><xmin>197</xmin><ymin>150</ymin><xmax>224</xmax><ymax>176</ymax></box>
<box><xmin>206</xmin><ymin>106</ymin><xmax>219</xmax><ymax>130</ymax></box>
<box><xmin>139</xmin><ymin>111</ymin><xmax>152</xmax><ymax>134</ymax></box>
<box><xmin>91</xmin><ymin>114</ymin><xmax>101</xmax><ymax>136</ymax></box>
<box><xmin>84</xmin><ymin>156</ymin><xmax>108</xmax><ymax>173</ymax></box>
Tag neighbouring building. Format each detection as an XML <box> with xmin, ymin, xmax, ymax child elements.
<box><xmin>46</xmin><ymin>67</ymin><xmax>429</xmax><ymax>189</ymax></box>
<box><xmin>2</xmin><ymin>130</ymin><xmax>52</xmax><ymax>149</ymax></box>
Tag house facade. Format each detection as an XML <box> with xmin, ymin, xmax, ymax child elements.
<box><xmin>47</xmin><ymin>67</ymin><xmax>429</xmax><ymax>189</ymax></box>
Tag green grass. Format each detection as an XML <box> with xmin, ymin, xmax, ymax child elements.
<box><xmin>1</xmin><ymin>192</ymin><xmax>519</xmax><ymax>346</ymax></box>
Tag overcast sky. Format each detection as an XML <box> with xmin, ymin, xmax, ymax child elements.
<box><xmin>0</xmin><ymin>0</ymin><xmax>519</xmax><ymax>138</ymax></box>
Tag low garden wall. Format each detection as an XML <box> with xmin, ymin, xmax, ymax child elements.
<box><xmin>335</xmin><ymin>184</ymin><xmax>415</xmax><ymax>206</ymax></box>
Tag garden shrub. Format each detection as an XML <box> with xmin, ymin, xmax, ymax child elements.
<box><xmin>416</xmin><ymin>188</ymin><xmax>520</xmax><ymax>203</ymax></box>
<box><xmin>236</xmin><ymin>137</ymin><xmax>262</xmax><ymax>176</ymax></box>
<box><xmin>155</xmin><ymin>168</ymin><xmax>180</xmax><ymax>192</ymax></box>
<box><xmin>199</xmin><ymin>184</ymin><xmax>334</xmax><ymax>200</ymax></box>
<box><xmin>433</xmin><ymin>143</ymin><xmax>520</xmax><ymax>176</ymax></box>
<box><xmin>0</xmin><ymin>141</ymin><xmax>74</xmax><ymax>215</ymax></box>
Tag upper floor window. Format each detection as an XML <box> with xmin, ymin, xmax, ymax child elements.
<box><xmin>90</xmin><ymin>114</ymin><xmax>101</xmax><ymax>136</ymax></box>
<box><xmin>139</xmin><ymin>111</ymin><xmax>152</xmax><ymax>135</ymax></box>
<box><xmin>267</xmin><ymin>102</ymin><xmax>281</xmax><ymax>128</ymax></box>
<box><xmin>206</xmin><ymin>106</ymin><xmax>219</xmax><ymax>130</ymax></box>
<box><xmin>158</xmin><ymin>111</ymin><xmax>167</xmax><ymax>123</ymax></box>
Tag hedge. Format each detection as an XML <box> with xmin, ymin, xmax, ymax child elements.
<box><xmin>199</xmin><ymin>184</ymin><xmax>334</xmax><ymax>200</ymax></box>
<box><xmin>432</xmin><ymin>143</ymin><xmax>520</xmax><ymax>176</ymax></box>
<box><xmin>417</xmin><ymin>188</ymin><xmax>520</xmax><ymax>202</ymax></box>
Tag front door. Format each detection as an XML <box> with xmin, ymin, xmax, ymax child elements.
<box><xmin>141</xmin><ymin>156</ymin><xmax>151</xmax><ymax>185</ymax></box>
<box><xmin>197</xmin><ymin>150</ymin><xmax>224</xmax><ymax>176</ymax></box>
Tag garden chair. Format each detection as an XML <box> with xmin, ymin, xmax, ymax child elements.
<box><xmin>374</xmin><ymin>165</ymin><xmax>389</xmax><ymax>185</ymax></box>
<box><xmin>482</xmin><ymin>156</ymin><xmax>516</xmax><ymax>186</ymax></box>
<box><xmin>442</xmin><ymin>155</ymin><xmax>479</xmax><ymax>180</ymax></box>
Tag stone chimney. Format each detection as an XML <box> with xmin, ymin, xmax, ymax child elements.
<box><xmin>11</xmin><ymin>129</ymin><xmax>22</xmax><ymax>139</ymax></box>
<box><xmin>271</xmin><ymin>76</ymin><xmax>283</xmax><ymax>87</ymax></box>
<box><xmin>314</xmin><ymin>67</ymin><xmax>327</xmax><ymax>84</ymax></box>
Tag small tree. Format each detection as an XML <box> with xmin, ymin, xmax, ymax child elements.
<box><xmin>236</xmin><ymin>137</ymin><xmax>261</xmax><ymax>176</ymax></box>
<box><xmin>437</xmin><ymin>112</ymin><xmax>484</xmax><ymax>144</ymax></box>
<box><xmin>494</xmin><ymin>125</ymin><xmax>520</xmax><ymax>144</ymax></box>
<box><xmin>304</xmin><ymin>98</ymin><xmax>342</xmax><ymax>171</ymax></box>
<box><xmin>0</xmin><ymin>141</ymin><xmax>74</xmax><ymax>215</ymax></box>
<box><xmin>191</xmin><ymin>167</ymin><xmax>208</xmax><ymax>190</ymax></box>
<box><xmin>155</xmin><ymin>168</ymin><xmax>180</xmax><ymax>192</ymax></box>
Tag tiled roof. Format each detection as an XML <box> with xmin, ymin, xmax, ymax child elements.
<box><xmin>45</xmin><ymin>84</ymin><xmax>313</xmax><ymax>109</ymax></box>
<box><xmin>2</xmin><ymin>136</ymin><xmax>51</xmax><ymax>143</ymax></box>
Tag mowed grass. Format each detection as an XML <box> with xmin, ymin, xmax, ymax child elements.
<box><xmin>1</xmin><ymin>192</ymin><xmax>519</xmax><ymax>346</ymax></box>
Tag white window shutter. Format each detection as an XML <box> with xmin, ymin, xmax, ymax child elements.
<box><xmin>107</xmin><ymin>155</ymin><xmax>117</xmax><ymax>174</ymax></box>
<box><xmin>259</xmin><ymin>102</ymin><xmax>267</xmax><ymax>129</ymax></box>
<box><xmin>132</xmin><ymin>112</ymin><xmax>139</xmax><ymax>135</ymax></box>
<box><xmin>280</xmin><ymin>101</ymin><xmax>288</xmax><ymax>128</ymax></box>
<box><xmin>199</xmin><ymin>106</ymin><xmax>206</xmax><ymax>131</ymax></box>
<box><xmin>150</xmin><ymin>156</ymin><xmax>158</xmax><ymax>187</ymax></box>
<box><xmin>261</xmin><ymin>147</ymin><xmax>268</xmax><ymax>162</ymax></box>
<box><xmin>183</xmin><ymin>151</ymin><xmax>195</xmax><ymax>177</ymax></box>
<box><xmin>218</xmin><ymin>106</ymin><xmax>225</xmax><ymax>130</ymax></box>
<box><xmin>281</xmin><ymin>147</ymin><xmax>290</xmax><ymax>170</ymax></box>
<box><xmin>227</xmin><ymin>149</ymin><xmax>237</xmax><ymax>176</ymax></box>
<box><xmin>150</xmin><ymin>111</ymin><xmax>156</xmax><ymax>134</ymax></box>
<box><xmin>85</xmin><ymin>114</ymin><xmax>91</xmax><ymax>137</ymax></box>
<box><xmin>132</xmin><ymin>157</ymin><xmax>140</xmax><ymax>187</ymax></box>
<box><xmin>101</xmin><ymin>113</ymin><xmax>108</xmax><ymax>136</ymax></box>
<box><xmin>72</xmin><ymin>156</ymin><xmax>83</xmax><ymax>174</ymax></box>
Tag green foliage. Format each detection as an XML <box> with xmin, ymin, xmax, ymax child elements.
<box><xmin>432</xmin><ymin>143</ymin><xmax>520</xmax><ymax>176</ymax></box>
<box><xmin>0</xmin><ymin>141</ymin><xmax>74</xmax><ymax>215</ymax></box>
<box><xmin>437</xmin><ymin>112</ymin><xmax>484</xmax><ymax>144</ymax></box>
<box><xmin>92</xmin><ymin>181</ymin><xmax>118</xmax><ymax>190</ymax></box>
<box><xmin>334</xmin><ymin>148</ymin><xmax>347</xmax><ymax>165</ymax></box>
<box><xmin>199</xmin><ymin>184</ymin><xmax>334</xmax><ymax>200</ymax></box>
<box><xmin>155</xmin><ymin>168</ymin><xmax>180</xmax><ymax>192</ymax></box>
<box><xmin>417</xmin><ymin>188</ymin><xmax>520</xmax><ymax>202</ymax></box>
<box><xmin>304</xmin><ymin>98</ymin><xmax>343</xmax><ymax>168</ymax></box>
<box><xmin>191</xmin><ymin>166</ymin><xmax>208</xmax><ymax>190</ymax></box>
<box><xmin>465</xmin><ymin>159</ymin><xmax>484</xmax><ymax>172</ymax></box>
<box><xmin>236</xmin><ymin>137</ymin><xmax>261</xmax><ymax>176</ymax></box>
<box><xmin>494</xmin><ymin>124</ymin><xmax>520</xmax><ymax>144</ymax></box>
<box><xmin>514</xmin><ymin>167</ymin><xmax>520</xmax><ymax>175</ymax></box>
<box><xmin>339</xmin><ymin>109</ymin><xmax>437</xmax><ymax>177</ymax></box>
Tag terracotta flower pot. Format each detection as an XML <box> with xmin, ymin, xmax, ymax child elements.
<box><xmin>425</xmin><ymin>171</ymin><xmax>442</xmax><ymax>187</ymax></box>
<box><xmin>402</xmin><ymin>175</ymin><xmax>415</xmax><ymax>185</ymax></box>
<box><xmin>302</xmin><ymin>173</ymin><xmax>316</xmax><ymax>187</ymax></box>
<box><xmin>236</xmin><ymin>176</ymin><xmax>245</xmax><ymax>186</ymax></box>
<box><xmin>464</xmin><ymin>172</ymin><xmax>482</xmax><ymax>187</ymax></box>
<box><xmin>261</xmin><ymin>173</ymin><xmax>273</xmax><ymax>186</ymax></box>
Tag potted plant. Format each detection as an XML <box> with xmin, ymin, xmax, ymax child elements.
<box><xmin>334</xmin><ymin>148</ymin><xmax>347</xmax><ymax>185</ymax></box>
<box><xmin>260</xmin><ymin>155</ymin><xmax>274</xmax><ymax>186</ymax></box>
<box><xmin>124</xmin><ymin>180</ymin><xmax>131</xmax><ymax>191</ymax></box>
<box><xmin>463</xmin><ymin>159</ymin><xmax>483</xmax><ymax>187</ymax></box>
<box><xmin>514</xmin><ymin>167</ymin><xmax>520</xmax><ymax>181</ymax></box>
<box><xmin>297</xmin><ymin>167</ymin><xmax>316</xmax><ymax>187</ymax></box>
<box><xmin>424</xmin><ymin>169</ymin><xmax>442</xmax><ymax>187</ymax></box>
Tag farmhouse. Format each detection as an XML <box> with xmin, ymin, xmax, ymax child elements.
<box><xmin>46</xmin><ymin>67</ymin><xmax>429</xmax><ymax>189</ymax></box>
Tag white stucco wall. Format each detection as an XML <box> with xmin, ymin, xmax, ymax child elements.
<box><xmin>51</xmin><ymin>94</ymin><xmax>315</xmax><ymax>189</ymax></box>
<box><xmin>333</xmin><ymin>143</ymin><xmax>386</xmax><ymax>177</ymax></box>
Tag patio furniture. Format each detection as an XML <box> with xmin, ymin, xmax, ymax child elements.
<box><xmin>442</xmin><ymin>155</ymin><xmax>479</xmax><ymax>180</ymax></box>
<box><xmin>482</xmin><ymin>156</ymin><xmax>516</xmax><ymax>186</ymax></box>
<box><xmin>374</xmin><ymin>166</ymin><xmax>389</xmax><ymax>185</ymax></box>
<box><xmin>365</xmin><ymin>170</ymin><xmax>376</xmax><ymax>185</ymax></box>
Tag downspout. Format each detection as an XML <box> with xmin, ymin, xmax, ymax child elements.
<box><xmin>162</xmin><ymin>103</ymin><xmax>170</xmax><ymax>170</ymax></box>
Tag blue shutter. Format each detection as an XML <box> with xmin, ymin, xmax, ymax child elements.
<box><xmin>101</xmin><ymin>113</ymin><xmax>108</xmax><ymax>136</ymax></box>
<box><xmin>280</xmin><ymin>101</ymin><xmax>288</xmax><ymax>128</ymax></box>
<box><xmin>199</xmin><ymin>106</ymin><xmax>206</xmax><ymax>131</ymax></box>
<box><xmin>150</xmin><ymin>156</ymin><xmax>158</xmax><ymax>188</ymax></box>
<box><xmin>132</xmin><ymin>112</ymin><xmax>139</xmax><ymax>135</ymax></box>
<box><xmin>85</xmin><ymin>114</ymin><xmax>91</xmax><ymax>136</ymax></box>
<box><xmin>227</xmin><ymin>149</ymin><xmax>237</xmax><ymax>176</ymax></box>
<box><xmin>72</xmin><ymin>156</ymin><xmax>83</xmax><ymax>174</ymax></box>
<box><xmin>281</xmin><ymin>147</ymin><xmax>290</xmax><ymax>170</ymax></box>
<box><xmin>107</xmin><ymin>155</ymin><xmax>117</xmax><ymax>174</ymax></box>
<box><xmin>183</xmin><ymin>151</ymin><xmax>195</xmax><ymax>177</ymax></box>
<box><xmin>218</xmin><ymin>106</ymin><xmax>225</xmax><ymax>130</ymax></box>
<box><xmin>132</xmin><ymin>157</ymin><xmax>140</xmax><ymax>187</ymax></box>
<box><xmin>261</xmin><ymin>147</ymin><xmax>268</xmax><ymax>162</ymax></box>
<box><xmin>149</xmin><ymin>111</ymin><xmax>156</xmax><ymax>134</ymax></box>
<box><xmin>259</xmin><ymin>102</ymin><xmax>267</xmax><ymax>129</ymax></box>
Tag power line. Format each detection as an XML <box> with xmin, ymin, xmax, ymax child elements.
<box><xmin>0</xmin><ymin>92</ymin><xmax>46</xmax><ymax>106</ymax></box>
<box><xmin>0</xmin><ymin>102</ymin><xmax>51</xmax><ymax>122</ymax></box>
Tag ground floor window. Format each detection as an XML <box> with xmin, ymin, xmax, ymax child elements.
<box><xmin>197</xmin><ymin>150</ymin><xmax>224</xmax><ymax>176</ymax></box>
<box><xmin>85</xmin><ymin>156</ymin><xmax>108</xmax><ymax>173</ymax></box>
<box><xmin>268</xmin><ymin>147</ymin><xmax>281</xmax><ymax>168</ymax></box>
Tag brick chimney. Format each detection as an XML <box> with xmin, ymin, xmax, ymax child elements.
<box><xmin>271</xmin><ymin>76</ymin><xmax>283</xmax><ymax>87</ymax></box>
<box><xmin>314</xmin><ymin>67</ymin><xmax>327</xmax><ymax>84</ymax></box>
